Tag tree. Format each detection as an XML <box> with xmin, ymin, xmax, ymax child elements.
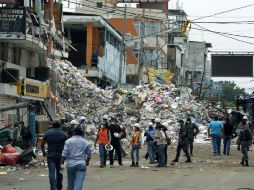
<box><xmin>221</xmin><ymin>81</ymin><xmax>246</xmax><ymax>107</ymax></box>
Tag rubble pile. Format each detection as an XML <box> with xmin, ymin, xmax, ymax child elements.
<box><xmin>48</xmin><ymin>59</ymin><xmax>114</xmax><ymax>121</ymax></box>
<box><xmin>48</xmin><ymin>59</ymin><xmax>211</xmax><ymax>142</ymax></box>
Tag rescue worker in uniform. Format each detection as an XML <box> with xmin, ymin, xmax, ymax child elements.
<box><xmin>237</xmin><ymin>117</ymin><xmax>252</xmax><ymax>167</ymax></box>
<box><xmin>94</xmin><ymin>123</ymin><xmax>111</xmax><ymax>168</ymax></box>
<box><xmin>66</xmin><ymin>120</ymin><xmax>78</xmax><ymax>138</ymax></box>
<box><xmin>129</xmin><ymin>123</ymin><xmax>142</xmax><ymax>167</ymax></box>
<box><xmin>171</xmin><ymin>120</ymin><xmax>192</xmax><ymax>164</ymax></box>
<box><xmin>186</xmin><ymin>117</ymin><xmax>200</xmax><ymax>156</ymax></box>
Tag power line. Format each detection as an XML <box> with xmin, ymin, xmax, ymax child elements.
<box><xmin>192</xmin><ymin>3</ymin><xmax>254</xmax><ymax>21</ymax></box>
<box><xmin>192</xmin><ymin>23</ymin><xmax>254</xmax><ymax>46</ymax></box>
<box><xmin>191</xmin><ymin>27</ymin><xmax>254</xmax><ymax>39</ymax></box>
<box><xmin>193</xmin><ymin>21</ymin><xmax>254</xmax><ymax>24</ymax></box>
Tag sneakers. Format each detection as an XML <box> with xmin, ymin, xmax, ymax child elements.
<box><xmin>185</xmin><ymin>159</ymin><xmax>192</xmax><ymax>163</ymax></box>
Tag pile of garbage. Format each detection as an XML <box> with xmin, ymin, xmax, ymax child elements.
<box><xmin>48</xmin><ymin>59</ymin><xmax>211</xmax><ymax>142</ymax></box>
<box><xmin>48</xmin><ymin>59</ymin><xmax>115</xmax><ymax>121</ymax></box>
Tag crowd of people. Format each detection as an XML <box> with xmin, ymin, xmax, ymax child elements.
<box><xmin>40</xmin><ymin>114</ymin><xmax>253</xmax><ymax>190</ymax></box>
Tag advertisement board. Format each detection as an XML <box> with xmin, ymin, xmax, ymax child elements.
<box><xmin>0</xmin><ymin>7</ymin><xmax>26</xmax><ymax>40</ymax></box>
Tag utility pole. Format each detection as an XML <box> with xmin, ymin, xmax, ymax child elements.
<box><xmin>138</xmin><ymin>8</ymin><xmax>145</xmax><ymax>84</ymax></box>
<box><xmin>198</xmin><ymin>51</ymin><xmax>207</xmax><ymax>100</ymax></box>
<box><xmin>47</xmin><ymin>0</ymin><xmax>54</xmax><ymax>57</ymax></box>
<box><xmin>119</xmin><ymin>5</ymin><xmax>127</xmax><ymax>84</ymax></box>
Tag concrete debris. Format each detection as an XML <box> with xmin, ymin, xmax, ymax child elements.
<box><xmin>48</xmin><ymin>59</ymin><xmax>212</xmax><ymax>143</ymax></box>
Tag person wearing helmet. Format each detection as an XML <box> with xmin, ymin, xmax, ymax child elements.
<box><xmin>67</xmin><ymin>120</ymin><xmax>78</xmax><ymax>138</ymax></box>
<box><xmin>94</xmin><ymin>123</ymin><xmax>111</xmax><ymax>168</ymax></box>
<box><xmin>78</xmin><ymin>116</ymin><xmax>86</xmax><ymax>132</ymax></box>
<box><xmin>129</xmin><ymin>123</ymin><xmax>142</xmax><ymax>167</ymax></box>
<box><xmin>102</xmin><ymin>115</ymin><xmax>109</xmax><ymax>128</ymax></box>
<box><xmin>108</xmin><ymin>117</ymin><xmax>123</xmax><ymax>167</ymax></box>
<box><xmin>144</xmin><ymin>122</ymin><xmax>155</xmax><ymax>164</ymax></box>
<box><xmin>237</xmin><ymin>116</ymin><xmax>252</xmax><ymax>166</ymax></box>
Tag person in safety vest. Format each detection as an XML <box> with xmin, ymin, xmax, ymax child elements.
<box><xmin>128</xmin><ymin>123</ymin><xmax>142</xmax><ymax>167</ymax></box>
<box><xmin>94</xmin><ymin>123</ymin><xmax>112</xmax><ymax>168</ymax></box>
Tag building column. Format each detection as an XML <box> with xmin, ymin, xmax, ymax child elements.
<box><xmin>86</xmin><ymin>23</ymin><xmax>93</xmax><ymax>69</ymax></box>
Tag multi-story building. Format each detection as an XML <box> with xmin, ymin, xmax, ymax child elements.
<box><xmin>0</xmin><ymin>1</ymin><xmax>67</xmax><ymax>143</ymax></box>
<box><xmin>63</xmin><ymin>13</ymin><xmax>126</xmax><ymax>86</ymax></box>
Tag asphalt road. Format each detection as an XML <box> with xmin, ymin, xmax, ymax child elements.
<box><xmin>1</xmin><ymin>144</ymin><xmax>254</xmax><ymax>190</ymax></box>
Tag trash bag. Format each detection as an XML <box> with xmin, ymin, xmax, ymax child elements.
<box><xmin>0</xmin><ymin>153</ymin><xmax>20</xmax><ymax>166</ymax></box>
<box><xmin>2</xmin><ymin>144</ymin><xmax>16</xmax><ymax>153</ymax></box>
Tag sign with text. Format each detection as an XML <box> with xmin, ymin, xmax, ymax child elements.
<box><xmin>0</xmin><ymin>8</ymin><xmax>26</xmax><ymax>40</ymax></box>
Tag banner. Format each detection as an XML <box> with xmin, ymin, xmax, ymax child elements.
<box><xmin>0</xmin><ymin>7</ymin><xmax>26</xmax><ymax>40</ymax></box>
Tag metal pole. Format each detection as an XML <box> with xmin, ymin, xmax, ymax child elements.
<box><xmin>199</xmin><ymin>51</ymin><xmax>207</xmax><ymax>100</ymax></box>
<box><xmin>138</xmin><ymin>8</ymin><xmax>145</xmax><ymax>83</ymax></box>
<box><xmin>119</xmin><ymin>5</ymin><xmax>127</xmax><ymax>84</ymax></box>
<box><xmin>47</xmin><ymin>0</ymin><xmax>54</xmax><ymax>57</ymax></box>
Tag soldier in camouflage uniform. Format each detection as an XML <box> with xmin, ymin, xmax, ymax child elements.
<box><xmin>186</xmin><ymin>118</ymin><xmax>200</xmax><ymax>156</ymax></box>
<box><xmin>237</xmin><ymin>118</ymin><xmax>252</xmax><ymax>167</ymax></box>
<box><xmin>171</xmin><ymin>120</ymin><xmax>192</xmax><ymax>164</ymax></box>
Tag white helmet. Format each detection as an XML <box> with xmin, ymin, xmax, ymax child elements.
<box><xmin>134</xmin><ymin>123</ymin><xmax>141</xmax><ymax>128</ymax></box>
<box><xmin>243</xmin><ymin>116</ymin><xmax>248</xmax><ymax>120</ymax></box>
<box><xmin>70</xmin><ymin>120</ymin><xmax>78</xmax><ymax>125</ymax></box>
<box><xmin>103</xmin><ymin>115</ymin><xmax>109</xmax><ymax>120</ymax></box>
<box><xmin>105</xmin><ymin>144</ymin><xmax>113</xmax><ymax>151</ymax></box>
<box><xmin>155</xmin><ymin>118</ymin><xmax>161</xmax><ymax>123</ymax></box>
<box><xmin>80</xmin><ymin>116</ymin><xmax>86</xmax><ymax>121</ymax></box>
<box><xmin>148</xmin><ymin>122</ymin><xmax>153</xmax><ymax>126</ymax></box>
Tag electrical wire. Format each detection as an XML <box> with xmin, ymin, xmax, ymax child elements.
<box><xmin>192</xmin><ymin>3</ymin><xmax>254</xmax><ymax>21</ymax></box>
<box><xmin>192</xmin><ymin>23</ymin><xmax>254</xmax><ymax>46</ymax></box>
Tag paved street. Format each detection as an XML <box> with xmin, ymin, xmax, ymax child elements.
<box><xmin>1</xmin><ymin>144</ymin><xmax>254</xmax><ymax>190</ymax></box>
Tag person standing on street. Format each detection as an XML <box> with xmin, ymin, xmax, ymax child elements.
<box><xmin>223</xmin><ymin>118</ymin><xmax>234</xmax><ymax>156</ymax></box>
<box><xmin>129</xmin><ymin>123</ymin><xmax>142</xmax><ymax>167</ymax></box>
<box><xmin>208</xmin><ymin>116</ymin><xmax>224</xmax><ymax>156</ymax></box>
<box><xmin>237</xmin><ymin>118</ymin><xmax>252</xmax><ymax>167</ymax></box>
<box><xmin>186</xmin><ymin>118</ymin><xmax>200</xmax><ymax>157</ymax></box>
<box><xmin>171</xmin><ymin>120</ymin><xmax>192</xmax><ymax>164</ymax></box>
<box><xmin>41</xmin><ymin>121</ymin><xmax>68</xmax><ymax>190</ymax></box>
<box><xmin>108</xmin><ymin>117</ymin><xmax>123</xmax><ymax>167</ymax></box>
<box><xmin>94</xmin><ymin>123</ymin><xmax>111</xmax><ymax>168</ymax></box>
<box><xmin>155</xmin><ymin>125</ymin><xmax>166</xmax><ymax>167</ymax></box>
<box><xmin>61</xmin><ymin>127</ymin><xmax>92</xmax><ymax>190</ymax></box>
<box><xmin>144</xmin><ymin>122</ymin><xmax>155</xmax><ymax>164</ymax></box>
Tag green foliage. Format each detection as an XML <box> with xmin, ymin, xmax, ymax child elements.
<box><xmin>221</xmin><ymin>81</ymin><xmax>246</xmax><ymax>107</ymax></box>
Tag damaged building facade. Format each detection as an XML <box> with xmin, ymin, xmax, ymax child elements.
<box><xmin>63</xmin><ymin>13</ymin><xmax>126</xmax><ymax>86</ymax></box>
<box><xmin>0</xmin><ymin>0</ymin><xmax>68</xmax><ymax>143</ymax></box>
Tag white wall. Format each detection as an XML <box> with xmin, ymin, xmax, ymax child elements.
<box><xmin>98</xmin><ymin>42</ymin><xmax>126</xmax><ymax>83</ymax></box>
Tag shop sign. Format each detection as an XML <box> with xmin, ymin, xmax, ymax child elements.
<box><xmin>0</xmin><ymin>7</ymin><xmax>26</xmax><ymax>40</ymax></box>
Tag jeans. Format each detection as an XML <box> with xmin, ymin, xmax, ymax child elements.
<box><xmin>147</xmin><ymin>141</ymin><xmax>155</xmax><ymax>162</ymax></box>
<box><xmin>158</xmin><ymin>144</ymin><xmax>166</xmax><ymax>166</ymax></box>
<box><xmin>164</xmin><ymin>145</ymin><xmax>168</xmax><ymax>164</ymax></box>
<box><xmin>211</xmin><ymin>134</ymin><xmax>221</xmax><ymax>154</ymax></box>
<box><xmin>109</xmin><ymin>143</ymin><xmax>122</xmax><ymax>165</ymax></box>
<box><xmin>47</xmin><ymin>157</ymin><xmax>63</xmax><ymax>190</ymax></box>
<box><xmin>99</xmin><ymin>144</ymin><xmax>107</xmax><ymax>166</ymax></box>
<box><xmin>223</xmin><ymin>136</ymin><xmax>232</xmax><ymax>155</ymax></box>
<box><xmin>67</xmin><ymin>164</ymin><xmax>87</xmax><ymax>190</ymax></box>
<box><xmin>130</xmin><ymin>145</ymin><xmax>140</xmax><ymax>163</ymax></box>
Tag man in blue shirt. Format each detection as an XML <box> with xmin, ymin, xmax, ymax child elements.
<box><xmin>61</xmin><ymin>127</ymin><xmax>92</xmax><ymax>190</ymax></box>
<box><xmin>41</xmin><ymin>121</ymin><xmax>68</xmax><ymax>190</ymax></box>
<box><xmin>208</xmin><ymin>116</ymin><xmax>224</xmax><ymax>156</ymax></box>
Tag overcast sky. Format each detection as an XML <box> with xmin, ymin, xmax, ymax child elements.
<box><xmin>169</xmin><ymin>0</ymin><xmax>254</xmax><ymax>93</ymax></box>
<box><xmin>169</xmin><ymin>0</ymin><xmax>254</xmax><ymax>51</ymax></box>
